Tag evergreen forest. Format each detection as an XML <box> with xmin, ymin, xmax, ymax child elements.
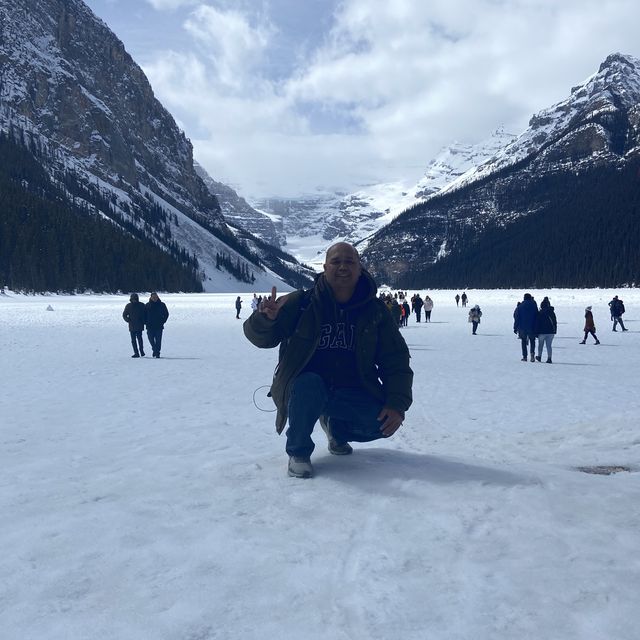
<box><xmin>399</xmin><ymin>159</ymin><xmax>640</xmax><ymax>289</ymax></box>
<box><xmin>0</xmin><ymin>132</ymin><xmax>203</xmax><ymax>293</ymax></box>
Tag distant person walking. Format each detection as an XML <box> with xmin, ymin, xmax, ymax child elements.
<box><xmin>461</xmin><ymin>292</ymin><xmax>468</xmax><ymax>307</ymax></box>
<box><xmin>389</xmin><ymin>296</ymin><xmax>402</xmax><ymax>326</ymax></box>
<box><xmin>424</xmin><ymin>296</ymin><xmax>434</xmax><ymax>322</ymax></box>
<box><xmin>251</xmin><ymin>294</ymin><xmax>260</xmax><ymax>312</ymax></box>
<box><xmin>123</xmin><ymin>293</ymin><xmax>146</xmax><ymax>358</ymax></box>
<box><xmin>514</xmin><ymin>293</ymin><xmax>538</xmax><ymax>362</ymax></box>
<box><xmin>146</xmin><ymin>292</ymin><xmax>169</xmax><ymax>358</ymax></box>
<box><xmin>534</xmin><ymin>296</ymin><xmax>557</xmax><ymax>363</ymax></box>
<box><xmin>580</xmin><ymin>306</ymin><xmax>600</xmax><ymax>344</ymax></box>
<box><xmin>608</xmin><ymin>295</ymin><xmax>628</xmax><ymax>332</ymax></box>
<box><xmin>455</xmin><ymin>294</ymin><xmax>460</xmax><ymax>307</ymax></box>
<box><xmin>402</xmin><ymin>300</ymin><xmax>410</xmax><ymax>327</ymax></box>
<box><xmin>412</xmin><ymin>294</ymin><xmax>424</xmax><ymax>322</ymax></box>
<box><xmin>468</xmin><ymin>304</ymin><xmax>482</xmax><ymax>335</ymax></box>
<box><xmin>235</xmin><ymin>296</ymin><xmax>242</xmax><ymax>319</ymax></box>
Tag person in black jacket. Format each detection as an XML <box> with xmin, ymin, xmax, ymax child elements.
<box><xmin>146</xmin><ymin>292</ymin><xmax>169</xmax><ymax>358</ymax></box>
<box><xmin>122</xmin><ymin>293</ymin><xmax>146</xmax><ymax>358</ymax></box>
<box><xmin>412</xmin><ymin>293</ymin><xmax>424</xmax><ymax>322</ymax></box>
<box><xmin>534</xmin><ymin>296</ymin><xmax>557</xmax><ymax>363</ymax></box>
<box><xmin>608</xmin><ymin>296</ymin><xmax>628</xmax><ymax>332</ymax></box>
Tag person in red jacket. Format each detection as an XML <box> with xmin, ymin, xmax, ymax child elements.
<box><xmin>580</xmin><ymin>306</ymin><xmax>600</xmax><ymax>345</ymax></box>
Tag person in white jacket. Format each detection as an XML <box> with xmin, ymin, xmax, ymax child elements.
<box><xmin>423</xmin><ymin>295</ymin><xmax>434</xmax><ymax>322</ymax></box>
<box><xmin>468</xmin><ymin>305</ymin><xmax>482</xmax><ymax>335</ymax></box>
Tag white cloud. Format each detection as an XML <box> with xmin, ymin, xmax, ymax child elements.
<box><xmin>142</xmin><ymin>49</ymin><xmax>323</xmax><ymax>196</ymax></box>
<box><xmin>145</xmin><ymin>0</ymin><xmax>198</xmax><ymax>10</ymax></box>
<box><xmin>183</xmin><ymin>5</ymin><xmax>272</xmax><ymax>88</ymax></box>
<box><xmin>140</xmin><ymin>0</ymin><xmax>640</xmax><ymax>197</ymax></box>
<box><xmin>281</xmin><ymin>0</ymin><xmax>640</xmax><ymax>178</ymax></box>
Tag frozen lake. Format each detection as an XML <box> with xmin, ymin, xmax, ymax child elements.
<box><xmin>1</xmin><ymin>288</ymin><xmax>639</xmax><ymax>640</ymax></box>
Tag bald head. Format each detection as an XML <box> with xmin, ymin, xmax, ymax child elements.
<box><xmin>325</xmin><ymin>242</ymin><xmax>360</xmax><ymax>263</ymax></box>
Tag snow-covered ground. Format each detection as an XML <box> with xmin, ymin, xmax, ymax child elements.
<box><xmin>2</xmin><ymin>288</ymin><xmax>639</xmax><ymax>640</ymax></box>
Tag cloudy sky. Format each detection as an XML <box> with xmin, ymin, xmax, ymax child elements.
<box><xmin>84</xmin><ymin>0</ymin><xmax>640</xmax><ymax>199</ymax></box>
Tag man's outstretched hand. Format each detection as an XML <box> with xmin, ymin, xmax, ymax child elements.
<box><xmin>259</xmin><ymin>286</ymin><xmax>287</xmax><ymax>320</ymax></box>
<box><xmin>378</xmin><ymin>407</ymin><xmax>404</xmax><ymax>436</ymax></box>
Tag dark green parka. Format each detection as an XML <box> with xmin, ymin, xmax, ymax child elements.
<box><xmin>243</xmin><ymin>271</ymin><xmax>413</xmax><ymax>433</ymax></box>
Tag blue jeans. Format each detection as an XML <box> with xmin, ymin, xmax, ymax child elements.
<box><xmin>147</xmin><ymin>329</ymin><xmax>164</xmax><ymax>356</ymax></box>
<box><xmin>130</xmin><ymin>330</ymin><xmax>144</xmax><ymax>355</ymax></box>
<box><xmin>520</xmin><ymin>333</ymin><xmax>535</xmax><ymax>358</ymax></box>
<box><xmin>286</xmin><ymin>372</ymin><xmax>388</xmax><ymax>457</ymax></box>
<box><xmin>613</xmin><ymin>316</ymin><xmax>626</xmax><ymax>331</ymax></box>
<box><xmin>537</xmin><ymin>334</ymin><xmax>554</xmax><ymax>359</ymax></box>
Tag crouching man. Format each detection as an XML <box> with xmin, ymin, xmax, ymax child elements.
<box><xmin>243</xmin><ymin>242</ymin><xmax>413</xmax><ymax>478</ymax></box>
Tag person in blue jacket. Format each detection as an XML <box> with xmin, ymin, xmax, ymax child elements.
<box><xmin>514</xmin><ymin>293</ymin><xmax>539</xmax><ymax>362</ymax></box>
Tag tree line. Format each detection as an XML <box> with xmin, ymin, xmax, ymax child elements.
<box><xmin>0</xmin><ymin>130</ymin><xmax>203</xmax><ymax>293</ymax></box>
<box><xmin>397</xmin><ymin>159</ymin><xmax>640</xmax><ymax>289</ymax></box>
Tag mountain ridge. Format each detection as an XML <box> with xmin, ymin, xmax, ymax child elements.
<box><xmin>0</xmin><ymin>0</ymin><xmax>313</xmax><ymax>292</ymax></box>
<box><xmin>359</xmin><ymin>52</ymin><xmax>640</xmax><ymax>288</ymax></box>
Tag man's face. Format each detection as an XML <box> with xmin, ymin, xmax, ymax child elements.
<box><xmin>323</xmin><ymin>244</ymin><xmax>362</xmax><ymax>296</ymax></box>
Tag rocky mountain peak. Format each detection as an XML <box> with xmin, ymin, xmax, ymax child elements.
<box><xmin>359</xmin><ymin>52</ymin><xmax>640</xmax><ymax>288</ymax></box>
<box><xmin>571</xmin><ymin>51</ymin><xmax>640</xmax><ymax>111</ymax></box>
<box><xmin>1</xmin><ymin>0</ymin><xmax>220</xmax><ymax>224</ymax></box>
<box><xmin>0</xmin><ymin>0</ymin><xmax>314</xmax><ymax>291</ymax></box>
<box><xmin>598</xmin><ymin>52</ymin><xmax>640</xmax><ymax>76</ymax></box>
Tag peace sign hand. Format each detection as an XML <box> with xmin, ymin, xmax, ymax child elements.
<box><xmin>259</xmin><ymin>286</ymin><xmax>286</xmax><ymax>320</ymax></box>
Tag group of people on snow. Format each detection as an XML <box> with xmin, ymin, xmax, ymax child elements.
<box><xmin>125</xmin><ymin>243</ymin><xmax>630</xmax><ymax>482</ymax></box>
<box><xmin>455</xmin><ymin>292</ymin><xmax>468</xmax><ymax>307</ymax></box>
<box><xmin>234</xmin><ymin>293</ymin><xmax>269</xmax><ymax>320</ymax></box>
<box><xmin>513</xmin><ymin>293</ymin><xmax>559</xmax><ymax>363</ymax></box>
<box><xmin>378</xmin><ymin>291</ymin><xmax>435</xmax><ymax>326</ymax></box>
<box><xmin>122</xmin><ymin>292</ymin><xmax>169</xmax><ymax>358</ymax></box>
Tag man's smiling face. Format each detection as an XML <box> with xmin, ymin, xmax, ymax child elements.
<box><xmin>323</xmin><ymin>243</ymin><xmax>362</xmax><ymax>300</ymax></box>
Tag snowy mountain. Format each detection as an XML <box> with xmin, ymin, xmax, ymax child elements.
<box><xmin>252</xmin><ymin>128</ymin><xmax>516</xmax><ymax>269</ymax></box>
<box><xmin>361</xmin><ymin>53</ymin><xmax>640</xmax><ymax>288</ymax></box>
<box><xmin>0</xmin><ymin>0</ymin><xmax>313</xmax><ymax>292</ymax></box>
<box><xmin>412</xmin><ymin>128</ymin><xmax>517</xmax><ymax>200</ymax></box>
<box><xmin>447</xmin><ymin>53</ymin><xmax>640</xmax><ymax>193</ymax></box>
<box><xmin>194</xmin><ymin>162</ymin><xmax>282</xmax><ymax>249</ymax></box>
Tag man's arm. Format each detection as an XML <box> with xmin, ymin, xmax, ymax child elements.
<box><xmin>375</xmin><ymin>303</ymin><xmax>414</xmax><ymax>417</ymax></box>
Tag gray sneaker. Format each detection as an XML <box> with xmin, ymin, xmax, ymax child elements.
<box><xmin>288</xmin><ymin>456</ymin><xmax>314</xmax><ymax>478</ymax></box>
<box><xmin>319</xmin><ymin>416</ymin><xmax>353</xmax><ymax>456</ymax></box>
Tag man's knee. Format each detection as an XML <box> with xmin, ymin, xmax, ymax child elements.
<box><xmin>289</xmin><ymin>372</ymin><xmax>328</xmax><ymax>408</ymax></box>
